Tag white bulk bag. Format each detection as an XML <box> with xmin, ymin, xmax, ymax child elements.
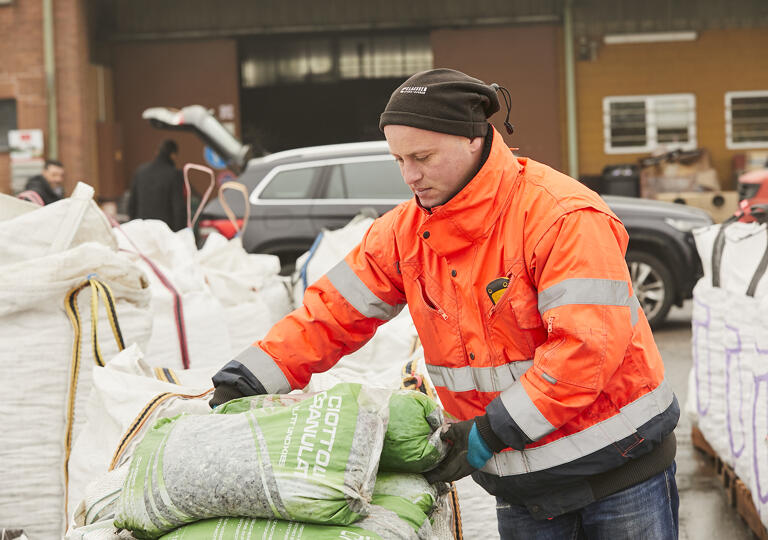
<box><xmin>0</xmin><ymin>183</ymin><xmax>117</xmax><ymax>261</ymax></box>
<box><xmin>693</xmin><ymin>221</ymin><xmax>768</xmax><ymax>298</ymax></box>
<box><xmin>115</xmin><ymin>220</ymin><xmax>232</xmax><ymax>369</ymax></box>
<box><xmin>67</xmin><ymin>344</ymin><xmax>213</xmax><ymax>514</ymax></box>
<box><xmin>196</xmin><ymin>232</ymin><xmax>292</xmax><ymax>351</ymax></box>
<box><xmin>0</xmin><ymin>183</ymin><xmax>152</xmax><ymax>538</ymax></box>
<box><xmin>688</xmin><ymin>219</ymin><xmax>768</xmax><ymax>528</ymax></box>
<box><xmin>748</xmin><ymin>302</ymin><xmax>768</xmax><ymax>530</ymax></box>
<box><xmin>291</xmin><ymin>214</ymin><xmax>376</xmax><ymax>307</ymax></box>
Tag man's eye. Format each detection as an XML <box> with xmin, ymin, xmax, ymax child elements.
<box><xmin>415</xmin><ymin>155</ymin><xmax>429</xmax><ymax>162</ymax></box>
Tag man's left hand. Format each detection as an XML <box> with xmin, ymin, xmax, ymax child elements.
<box><xmin>424</xmin><ymin>418</ymin><xmax>497</xmax><ymax>483</ymax></box>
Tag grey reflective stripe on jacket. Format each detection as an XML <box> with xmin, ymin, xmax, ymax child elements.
<box><xmin>326</xmin><ymin>260</ymin><xmax>405</xmax><ymax>321</ymax></box>
<box><xmin>498</xmin><ymin>381</ymin><xmax>556</xmax><ymax>441</ymax></box>
<box><xmin>538</xmin><ymin>278</ymin><xmax>641</xmax><ymax>326</ymax></box>
<box><xmin>231</xmin><ymin>346</ymin><xmax>292</xmax><ymax>394</ymax></box>
<box><xmin>481</xmin><ymin>378</ymin><xmax>675</xmax><ymax>476</ymax></box>
<box><xmin>426</xmin><ymin>361</ymin><xmax>533</xmax><ymax>393</ymax></box>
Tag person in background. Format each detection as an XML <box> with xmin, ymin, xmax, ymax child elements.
<box><xmin>24</xmin><ymin>159</ymin><xmax>65</xmax><ymax>205</ymax></box>
<box><xmin>129</xmin><ymin>139</ymin><xmax>186</xmax><ymax>231</ymax></box>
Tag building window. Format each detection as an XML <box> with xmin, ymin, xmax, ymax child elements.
<box><xmin>603</xmin><ymin>94</ymin><xmax>696</xmax><ymax>154</ymax></box>
<box><xmin>0</xmin><ymin>99</ymin><xmax>18</xmax><ymax>152</ymax></box>
<box><xmin>339</xmin><ymin>35</ymin><xmax>432</xmax><ymax>80</ymax></box>
<box><xmin>726</xmin><ymin>91</ymin><xmax>768</xmax><ymax>149</ymax></box>
<box><xmin>241</xmin><ymin>33</ymin><xmax>432</xmax><ymax>88</ymax></box>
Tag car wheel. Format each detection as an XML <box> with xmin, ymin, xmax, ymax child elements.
<box><xmin>626</xmin><ymin>250</ymin><xmax>675</xmax><ymax>329</ymax></box>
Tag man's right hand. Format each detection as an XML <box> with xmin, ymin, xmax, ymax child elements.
<box><xmin>209</xmin><ymin>358</ymin><xmax>269</xmax><ymax>408</ymax></box>
<box><xmin>209</xmin><ymin>383</ymin><xmax>252</xmax><ymax>408</ymax></box>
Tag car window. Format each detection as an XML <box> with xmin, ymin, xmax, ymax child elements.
<box><xmin>259</xmin><ymin>167</ymin><xmax>317</xmax><ymax>199</ymax></box>
<box><xmin>326</xmin><ymin>159</ymin><xmax>411</xmax><ymax>199</ymax></box>
<box><xmin>326</xmin><ymin>166</ymin><xmax>347</xmax><ymax>198</ymax></box>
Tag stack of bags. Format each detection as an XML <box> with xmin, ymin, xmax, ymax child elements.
<box><xmin>0</xmin><ymin>184</ymin><xmax>154</xmax><ymax>538</ymax></box>
<box><xmin>68</xmin><ymin>383</ymin><xmax>451</xmax><ymax>539</ymax></box>
<box><xmin>686</xmin><ymin>219</ymin><xmax>768</xmax><ymax>528</ymax></box>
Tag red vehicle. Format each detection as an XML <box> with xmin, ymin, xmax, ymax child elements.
<box><xmin>737</xmin><ymin>168</ymin><xmax>768</xmax><ymax>222</ymax></box>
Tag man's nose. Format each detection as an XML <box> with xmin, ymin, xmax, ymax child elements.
<box><xmin>402</xmin><ymin>163</ymin><xmax>422</xmax><ymax>186</ymax></box>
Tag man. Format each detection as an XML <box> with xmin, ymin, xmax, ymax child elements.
<box><xmin>24</xmin><ymin>159</ymin><xmax>65</xmax><ymax>205</ymax></box>
<box><xmin>129</xmin><ymin>139</ymin><xmax>186</xmax><ymax>231</ymax></box>
<box><xmin>210</xmin><ymin>69</ymin><xmax>679</xmax><ymax>539</ymax></box>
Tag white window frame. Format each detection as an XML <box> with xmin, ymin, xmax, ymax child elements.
<box><xmin>725</xmin><ymin>90</ymin><xmax>768</xmax><ymax>150</ymax></box>
<box><xmin>603</xmin><ymin>93</ymin><xmax>697</xmax><ymax>154</ymax></box>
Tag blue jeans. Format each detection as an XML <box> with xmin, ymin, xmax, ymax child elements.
<box><xmin>496</xmin><ymin>462</ymin><xmax>679</xmax><ymax>540</ymax></box>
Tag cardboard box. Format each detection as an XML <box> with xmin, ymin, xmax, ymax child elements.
<box><xmin>655</xmin><ymin>190</ymin><xmax>739</xmax><ymax>223</ymax></box>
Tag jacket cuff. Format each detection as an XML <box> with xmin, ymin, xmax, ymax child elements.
<box><xmin>474</xmin><ymin>414</ymin><xmax>507</xmax><ymax>453</ymax></box>
<box><xmin>486</xmin><ymin>397</ymin><xmax>534</xmax><ymax>451</ymax></box>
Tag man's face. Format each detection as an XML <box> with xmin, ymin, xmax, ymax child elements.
<box><xmin>42</xmin><ymin>164</ymin><xmax>65</xmax><ymax>186</ymax></box>
<box><xmin>384</xmin><ymin>125</ymin><xmax>483</xmax><ymax>209</ymax></box>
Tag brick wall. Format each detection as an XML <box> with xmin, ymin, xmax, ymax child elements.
<box><xmin>54</xmin><ymin>0</ymin><xmax>95</xmax><ymax>195</ymax></box>
<box><xmin>576</xmin><ymin>27</ymin><xmax>768</xmax><ymax>188</ymax></box>
<box><xmin>0</xmin><ymin>0</ymin><xmax>93</xmax><ymax>196</ymax></box>
<box><xmin>0</xmin><ymin>0</ymin><xmax>46</xmax><ymax>194</ymax></box>
<box><xmin>111</xmin><ymin>39</ymin><xmax>240</xmax><ymax>198</ymax></box>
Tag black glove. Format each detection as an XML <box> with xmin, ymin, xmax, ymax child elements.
<box><xmin>209</xmin><ymin>359</ymin><xmax>268</xmax><ymax>408</ymax></box>
<box><xmin>424</xmin><ymin>415</ymin><xmax>509</xmax><ymax>484</ymax></box>
<box><xmin>209</xmin><ymin>383</ymin><xmax>250</xmax><ymax>408</ymax></box>
<box><xmin>423</xmin><ymin>419</ymin><xmax>477</xmax><ymax>483</ymax></box>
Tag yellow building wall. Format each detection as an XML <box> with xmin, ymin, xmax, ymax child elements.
<box><xmin>576</xmin><ymin>28</ymin><xmax>768</xmax><ymax>188</ymax></box>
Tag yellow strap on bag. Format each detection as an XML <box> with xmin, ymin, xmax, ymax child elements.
<box><xmin>153</xmin><ymin>366</ymin><xmax>181</xmax><ymax>385</ymax></box>
<box><xmin>63</xmin><ymin>275</ymin><xmax>126</xmax><ymax>517</ymax></box>
<box><xmin>108</xmin><ymin>388</ymin><xmax>214</xmax><ymax>471</ymax></box>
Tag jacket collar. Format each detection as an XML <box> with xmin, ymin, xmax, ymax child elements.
<box><xmin>414</xmin><ymin>127</ymin><xmax>523</xmax><ymax>256</ymax></box>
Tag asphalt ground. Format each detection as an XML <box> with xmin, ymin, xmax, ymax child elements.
<box><xmin>455</xmin><ymin>302</ymin><xmax>755</xmax><ymax>539</ymax></box>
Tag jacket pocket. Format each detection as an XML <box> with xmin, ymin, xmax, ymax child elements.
<box><xmin>400</xmin><ymin>262</ymin><xmax>463</xmax><ymax>364</ymax></box>
<box><xmin>486</xmin><ymin>262</ymin><xmax>544</xmax><ymax>361</ymax></box>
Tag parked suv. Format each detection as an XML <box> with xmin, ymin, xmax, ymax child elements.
<box><xmin>144</xmin><ymin>106</ymin><xmax>713</xmax><ymax>327</ymax></box>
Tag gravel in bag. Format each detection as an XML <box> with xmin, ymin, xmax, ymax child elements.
<box><xmin>156</xmin><ymin>473</ymin><xmax>439</xmax><ymax>540</ymax></box>
<box><xmin>115</xmin><ymin>383</ymin><xmax>390</xmax><ymax>538</ymax></box>
<box><xmin>217</xmin><ymin>389</ymin><xmax>447</xmax><ymax>473</ymax></box>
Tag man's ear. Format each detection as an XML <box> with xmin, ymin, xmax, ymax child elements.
<box><xmin>468</xmin><ymin>136</ymin><xmax>484</xmax><ymax>153</ymax></box>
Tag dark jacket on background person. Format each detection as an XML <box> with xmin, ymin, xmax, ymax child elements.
<box><xmin>128</xmin><ymin>155</ymin><xmax>186</xmax><ymax>231</ymax></box>
<box><xmin>24</xmin><ymin>175</ymin><xmax>62</xmax><ymax>205</ymax></box>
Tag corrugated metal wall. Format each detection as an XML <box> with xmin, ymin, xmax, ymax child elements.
<box><xmin>572</xmin><ymin>0</ymin><xmax>768</xmax><ymax>36</ymax></box>
<box><xmin>94</xmin><ymin>0</ymin><xmax>767</xmax><ymax>42</ymax></box>
<box><xmin>99</xmin><ymin>0</ymin><xmax>561</xmax><ymax>40</ymax></box>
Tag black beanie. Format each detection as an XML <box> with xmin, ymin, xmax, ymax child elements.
<box><xmin>379</xmin><ymin>68</ymin><xmax>500</xmax><ymax>138</ymax></box>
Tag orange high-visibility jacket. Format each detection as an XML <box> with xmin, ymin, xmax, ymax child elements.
<box><xmin>215</xmin><ymin>127</ymin><xmax>678</xmax><ymax>516</ymax></box>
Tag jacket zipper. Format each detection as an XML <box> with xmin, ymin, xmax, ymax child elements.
<box><xmin>547</xmin><ymin>316</ymin><xmax>554</xmax><ymax>334</ymax></box>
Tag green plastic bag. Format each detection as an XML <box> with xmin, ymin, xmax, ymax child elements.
<box><xmin>115</xmin><ymin>383</ymin><xmax>390</xmax><ymax>539</ymax></box>
<box><xmin>379</xmin><ymin>391</ymin><xmax>445</xmax><ymax>473</ymax></box>
<box><xmin>216</xmin><ymin>389</ymin><xmax>446</xmax><ymax>473</ymax></box>
<box><xmin>157</xmin><ymin>477</ymin><xmax>437</xmax><ymax>540</ymax></box>
<box><xmin>372</xmin><ymin>472</ymin><xmax>438</xmax><ymax>516</ymax></box>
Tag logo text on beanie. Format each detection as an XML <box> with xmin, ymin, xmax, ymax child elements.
<box><xmin>400</xmin><ymin>86</ymin><xmax>427</xmax><ymax>95</ymax></box>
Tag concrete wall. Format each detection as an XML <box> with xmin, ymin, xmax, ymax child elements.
<box><xmin>431</xmin><ymin>24</ymin><xmax>565</xmax><ymax>173</ymax></box>
<box><xmin>111</xmin><ymin>39</ymin><xmax>240</xmax><ymax>198</ymax></box>
<box><xmin>575</xmin><ymin>28</ymin><xmax>768</xmax><ymax>187</ymax></box>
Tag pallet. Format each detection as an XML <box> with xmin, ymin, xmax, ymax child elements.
<box><xmin>691</xmin><ymin>425</ymin><xmax>768</xmax><ymax>540</ymax></box>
